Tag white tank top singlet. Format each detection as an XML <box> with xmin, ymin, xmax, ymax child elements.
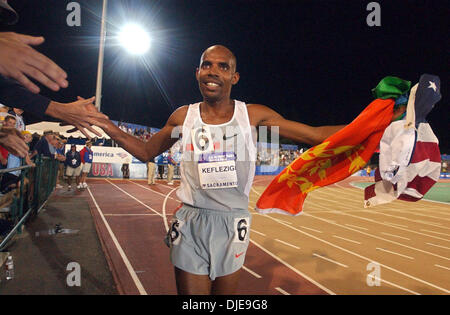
<box><xmin>176</xmin><ymin>100</ymin><xmax>257</xmax><ymax>212</ymax></box>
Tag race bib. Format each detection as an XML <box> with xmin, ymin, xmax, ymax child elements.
<box><xmin>233</xmin><ymin>217</ymin><xmax>250</xmax><ymax>243</ymax></box>
<box><xmin>191</xmin><ymin>126</ymin><xmax>214</xmax><ymax>155</ymax></box>
<box><xmin>198</xmin><ymin>152</ymin><xmax>238</xmax><ymax>189</ymax></box>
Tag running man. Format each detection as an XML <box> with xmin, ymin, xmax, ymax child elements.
<box><xmin>91</xmin><ymin>45</ymin><xmax>351</xmax><ymax>294</ymax></box>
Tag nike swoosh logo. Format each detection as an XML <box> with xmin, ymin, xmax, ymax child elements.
<box><xmin>223</xmin><ymin>133</ymin><xmax>238</xmax><ymax>140</ymax></box>
<box><xmin>235</xmin><ymin>252</ymin><xmax>245</xmax><ymax>258</ymax></box>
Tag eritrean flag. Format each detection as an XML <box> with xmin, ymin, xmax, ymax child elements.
<box><xmin>255</xmin><ymin>76</ymin><xmax>411</xmax><ymax>216</ymax></box>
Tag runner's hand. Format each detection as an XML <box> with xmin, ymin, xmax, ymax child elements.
<box><xmin>45</xmin><ymin>96</ymin><xmax>109</xmax><ymax>139</ymax></box>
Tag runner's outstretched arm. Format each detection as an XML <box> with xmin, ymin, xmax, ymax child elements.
<box><xmin>249</xmin><ymin>103</ymin><xmax>405</xmax><ymax>146</ymax></box>
<box><xmin>248</xmin><ymin>104</ymin><xmax>345</xmax><ymax>146</ymax></box>
<box><xmin>94</xmin><ymin>106</ymin><xmax>187</xmax><ymax>162</ymax></box>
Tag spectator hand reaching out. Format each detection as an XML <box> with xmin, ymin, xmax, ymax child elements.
<box><xmin>0</xmin><ymin>32</ymin><xmax>69</xmax><ymax>93</ymax></box>
<box><xmin>0</xmin><ymin>126</ymin><xmax>28</xmax><ymax>157</ymax></box>
<box><xmin>45</xmin><ymin>96</ymin><xmax>110</xmax><ymax>139</ymax></box>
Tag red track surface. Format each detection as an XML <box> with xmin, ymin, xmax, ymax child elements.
<box><xmin>85</xmin><ymin>177</ymin><xmax>326</xmax><ymax>295</ymax></box>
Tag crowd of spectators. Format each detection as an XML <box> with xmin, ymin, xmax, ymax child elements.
<box><xmin>117</xmin><ymin>122</ymin><xmax>155</xmax><ymax>142</ymax></box>
<box><xmin>256</xmin><ymin>149</ymin><xmax>303</xmax><ymax>166</ymax></box>
<box><xmin>0</xmin><ymin>0</ymin><xmax>109</xmax><ymax>238</ymax></box>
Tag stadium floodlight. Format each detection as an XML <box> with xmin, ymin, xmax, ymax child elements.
<box><xmin>118</xmin><ymin>23</ymin><xmax>151</xmax><ymax>55</ymax></box>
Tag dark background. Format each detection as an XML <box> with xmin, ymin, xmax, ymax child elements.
<box><xmin>3</xmin><ymin>0</ymin><xmax>449</xmax><ymax>152</ymax></box>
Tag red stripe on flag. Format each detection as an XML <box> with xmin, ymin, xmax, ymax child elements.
<box><xmin>364</xmin><ymin>184</ymin><xmax>377</xmax><ymax>200</ymax></box>
<box><xmin>405</xmin><ymin>175</ymin><xmax>437</xmax><ymax>196</ymax></box>
<box><xmin>410</xmin><ymin>141</ymin><xmax>441</xmax><ymax>163</ymax></box>
<box><xmin>398</xmin><ymin>194</ymin><xmax>421</xmax><ymax>202</ymax></box>
<box><xmin>374</xmin><ymin>168</ymin><xmax>382</xmax><ymax>181</ymax></box>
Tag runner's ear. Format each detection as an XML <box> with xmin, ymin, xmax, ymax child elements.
<box><xmin>231</xmin><ymin>72</ymin><xmax>240</xmax><ymax>85</ymax></box>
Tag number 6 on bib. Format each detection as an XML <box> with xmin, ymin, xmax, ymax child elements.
<box><xmin>233</xmin><ymin>217</ymin><xmax>249</xmax><ymax>243</ymax></box>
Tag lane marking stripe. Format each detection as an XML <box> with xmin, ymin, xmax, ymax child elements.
<box><xmin>381</xmin><ymin>232</ymin><xmax>411</xmax><ymax>241</ymax></box>
<box><xmin>128</xmin><ymin>180</ymin><xmax>181</xmax><ymax>203</ymax></box>
<box><xmin>332</xmin><ymin>235</ymin><xmax>362</xmax><ymax>245</ymax></box>
<box><xmin>250</xmin><ymin>239</ymin><xmax>336</xmax><ymax>295</ymax></box>
<box><xmin>435</xmin><ymin>264</ymin><xmax>450</xmax><ymax>271</ymax></box>
<box><xmin>313</xmin><ymin>253</ymin><xmax>349</xmax><ymax>268</ymax></box>
<box><xmin>87</xmin><ymin>187</ymin><xmax>148</xmax><ymax>295</ymax></box>
<box><xmin>376</xmin><ymin>248</ymin><xmax>414</xmax><ymax>260</ymax></box>
<box><xmin>243</xmin><ymin>266</ymin><xmax>262</xmax><ymax>279</ymax></box>
<box><xmin>105</xmin><ymin>179</ymin><xmax>162</xmax><ymax>217</ymax></box>
<box><xmin>275</xmin><ymin>287</ymin><xmax>290</xmax><ymax>295</ymax></box>
<box><xmin>299</xmin><ymin>226</ymin><xmax>323</xmax><ymax>233</ymax></box>
<box><xmin>275</xmin><ymin>239</ymin><xmax>301</xmax><ymax>249</ymax></box>
<box><xmin>427</xmin><ymin>243</ymin><xmax>450</xmax><ymax>250</ymax></box>
<box><xmin>345</xmin><ymin>224</ymin><xmax>369</xmax><ymax>231</ymax></box>
<box><xmin>251</xmin><ymin>229</ymin><xmax>266</xmax><ymax>237</ymax></box>
<box><xmin>250</xmin><ymin>206</ymin><xmax>450</xmax><ymax>294</ymax></box>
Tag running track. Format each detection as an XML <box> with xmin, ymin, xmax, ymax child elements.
<box><xmin>85</xmin><ymin>176</ymin><xmax>326</xmax><ymax>295</ymax></box>
<box><xmin>82</xmin><ymin>176</ymin><xmax>450</xmax><ymax>295</ymax></box>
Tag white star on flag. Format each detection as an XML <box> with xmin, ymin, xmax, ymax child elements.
<box><xmin>428</xmin><ymin>81</ymin><xmax>437</xmax><ymax>92</ymax></box>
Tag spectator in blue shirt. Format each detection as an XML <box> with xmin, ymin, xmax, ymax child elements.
<box><xmin>65</xmin><ymin>144</ymin><xmax>82</xmax><ymax>191</ymax></box>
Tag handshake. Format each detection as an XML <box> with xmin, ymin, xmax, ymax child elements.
<box><xmin>0</xmin><ymin>32</ymin><xmax>112</xmax><ymax>157</ymax></box>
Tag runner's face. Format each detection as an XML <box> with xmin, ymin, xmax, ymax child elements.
<box><xmin>196</xmin><ymin>48</ymin><xmax>239</xmax><ymax>102</ymax></box>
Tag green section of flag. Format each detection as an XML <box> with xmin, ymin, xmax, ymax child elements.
<box><xmin>372</xmin><ymin>76</ymin><xmax>411</xmax><ymax>100</ymax></box>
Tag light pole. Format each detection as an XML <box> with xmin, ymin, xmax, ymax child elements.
<box><xmin>95</xmin><ymin>0</ymin><xmax>108</xmax><ymax>112</ymax></box>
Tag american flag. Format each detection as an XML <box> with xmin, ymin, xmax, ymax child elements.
<box><xmin>364</xmin><ymin>74</ymin><xmax>441</xmax><ymax>207</ymax></box>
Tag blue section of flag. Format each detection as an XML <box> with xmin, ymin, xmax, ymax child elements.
<box><xmin>414</xmin><ymin>74</ymin><xmax>441</xmax><ymax>125</ymax></box>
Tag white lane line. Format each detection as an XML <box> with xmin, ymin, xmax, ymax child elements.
<box><xmin>251</xmin><ymin>229</ymin><xmax>266</xmax><ymax>237</ymax></box>
<box><xmin>368</xmin><ymin>276</ymin><xmax>420</xmax><ymax>295</ymax></box>
<box><xmin>332</xmin><ymin>235</ymin><xmax>362</xmax><ymax>245</ymax></box>
<box><xmin>105</xmin><ymin>179</ymin><xmax>163</xmax><ymax>217</ymax></box>
<box><xmin>299</xmin><ymin>226</ymin><xmax>323</xmax><ymax>233</ymax></box>
<box><xmin>376</xmin><ymin>248</ymin><xmax>414</xmax><ymax>260</ymax></box>
<box><xmin>435</xmin><ymin>264</ymin><xmax>450</xmax><ymax>271</ymax></box>
<box><xmin>243</xmin><ymin>266</ymin><xmax>262</xmax><ymax>279</ymax></box>
<box><xmin>313</xmin><ymin>253</ymin><xmax>348</xmax><ymax>268</ymax></box>
<box><xmin>128</xmin><ymin>180</ymin><xmax>181</xmax><ymax>202</ymax></box>
<box><xmin>87</xmin><ymin>187</ymin><xmax>148</xmax><ymax>295</ymax></box>
<box><xmin>324</xmin><ymin>185</ymin><xmax>449</xmax><ymax>221</ymax></box>
<box><xmin>275</xmin><ymin>287</ymin><xmax>290</xmax><ymax>295</ymax></box>
<box><xmin>345</xmin><ymin>224</ymin><xmax>369</xmax><ymax>231</ymax></box>
<box><xmin>427</xmin><ymin>243</ymin><xmax>450</xmax><ymax>250</ymax></box>
<box><xmin>162</xmin><ymin>187</ymin><xmax>178</xmax><ymax>232</ymax></box>
<box><xmin>381</xmin><ymin>232</ymin><xmax>411</xmax><ymax>241</ymax></box>
<box><xmin>338</xmin><ymin>212</ymin><xmax>450</xmax><ymax>243</ymax></box>
<box><xmin>420</xmin><ymin>229</ymin><xmax>450</xmax><ymax>237</ymax></box>
<box><xmin>275</xmin><ymin>239</ymin><xmax>301</xmax><ymax>250</ymax></box>
<box><xmin>250</xmin><ymin>239</ymin><xmax>335</xmax><ymax>295</ymax></box>
<box><xmin>384</xmin><ymin>222</ymin><xmax>409</xmax><ymax>228</ymax></box>
<box><xmin>251</xmin><ymin>186</ymin><xmax>262</xmax><ymax>197</ymax></box>
<box><xmin>303</xmin><ymin>197</ymin><xmax>449</xmax><ymax>243</ymax></box>
<box><xmin>317</xmin><ymin>188</ymin><xmax>448</xmax><ymax>229</ymax></box>
<box><xmin>305</xmin><ymin>212</ymin><xmax>450</xmax><ymax>261</ymax></box>
<box><xmin>274</xmin><ymin>219</ymin><xmax>293</xmax><ymax>225</ymax></box>
<box><xmin>252</xmin><ymin>211</ymin><xmax>450</xmax><ymax>294</ymax></box>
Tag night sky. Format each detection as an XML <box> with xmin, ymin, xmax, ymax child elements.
<box><xmin>3</xmin><ymin>0</ymin><xmax>449</xmax><ymax>152</ymax></box>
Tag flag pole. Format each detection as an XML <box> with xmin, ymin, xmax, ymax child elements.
<box><xmin>95</xmin><ymin>0</ymin><xmax>108</xmax><ymax>112</ymax></box>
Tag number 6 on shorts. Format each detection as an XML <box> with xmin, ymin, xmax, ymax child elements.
<box><xmin>233</xmin><ymin>217</ymin><xmax>249</xmax><ymax>243</ymax></box>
